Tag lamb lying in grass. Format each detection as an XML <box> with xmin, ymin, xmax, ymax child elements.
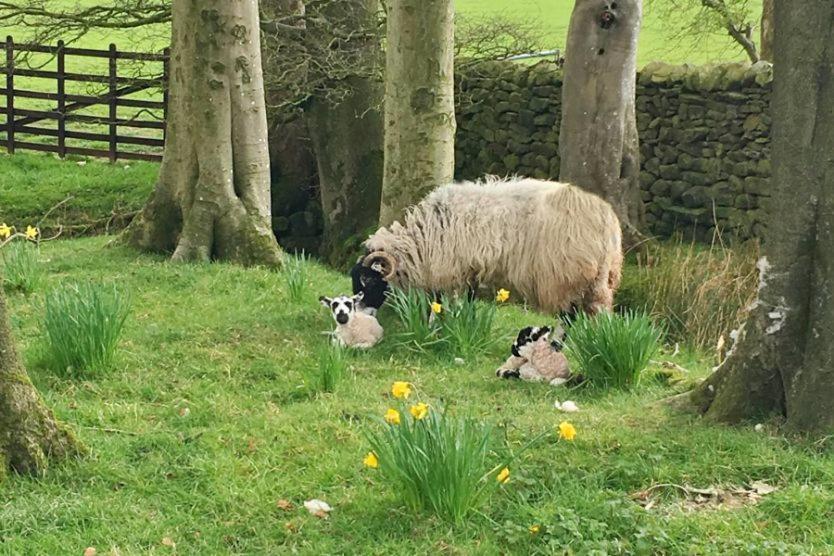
<box><xmin>496</xmin><ymin>326</ymin><xmax>571</xmax><ymax>386</ymax></box>
<box><xmin>319</xmin><ymin>293</ymin><xmax>383</xmax><ymax>349</ymax></box>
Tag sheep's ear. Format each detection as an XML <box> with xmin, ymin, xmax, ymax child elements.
<box><xmin>352</xmin><ymin>292</ymin><xmax>365</xmax><ymax>303</ymax></box>
<box><xmin>319</xmin><ymin>296</ymin><xmax>332</xmax><ymax>308</ymax></box>
<box><xmin>540</xmin><ymin>326</ymin><xmax>552</xmax><ymax>339</ymax></box>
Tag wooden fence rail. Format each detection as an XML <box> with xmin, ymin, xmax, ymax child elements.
<box><xmin>0</xmin><ymin>36</ymin><xmax>169</xmax><ymax>162</ymax></box>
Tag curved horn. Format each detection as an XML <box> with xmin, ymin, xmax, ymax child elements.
<box><xmin>362</xmin><ymin>251</ymin><xmax>397</xmax><ymax>281</ymax></box>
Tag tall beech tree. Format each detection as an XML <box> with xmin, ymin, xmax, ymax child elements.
<box><xmin>1</xmin><ymin>287</ymin><xmax>82</xmax><ymax>482</ymax></box>
<box><xmin>688</xmin><ymin>0</ymin><xmax>834</xmax><ymax>433</ymax></box>
<box><xmin>378</xmin><ymin>0</ymin><xmax>455</xmax><ymax>227</ymax></box>
<box><xmin>559</xmin><ymin>0</ymin><xmax>644</xmax><ymax>247</ymax></box>
<box><xmin>124</xmin><ymin>0</ymin><xmax>282</xmax><ymax>265</ymax></box>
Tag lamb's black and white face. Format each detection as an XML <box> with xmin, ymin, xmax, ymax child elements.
<box><xmin>320</xmin><ymin>293</ymin><xmax>364</xmax><ymax>325</ymax></box>
<box><xmin>511</xmin><ymin>326</ymin><xmax>552</xmax><ymax>357</ymax></box>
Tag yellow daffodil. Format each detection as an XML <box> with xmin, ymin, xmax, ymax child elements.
<box><xmin>431</xmin><ymin>302</ymin><xmax>442</xmax><ymax>314</ymax></box>
<box><xmin>558</xmin><ymin>421</ymin><xmax>577</xmax><ymax>441</ymax></box>
<box><xmin>384</xmin><ymin>408</ymin><xmax>401</xmax><ymax>425</ymax></box>
<box><xmin>409</xmin><ymin>402</ymin><xmax>429</xmax><ymax>420</ymax></box>
<box><xmin>24</xmin><ymin>225</ymin><xmax>39</xmax><ymax>240</ymax></box>
<box><xmin>496</xmin><ymin>467</ymin><xmax>510</xmax><ymax>484</ymax></box>
<box><xmin>0</xmin><ymin>223</ymin><xmax>11</xmax><ymax>239</ymax></box>
<box><xmin>496</xmin><ymin>288</ymin><xmax>510</xmax><ymax>303</ymax></box>
<box><xmin>391</xmin><ymin>381</ymin><xmax>412</xmax><ymax>400</ymax></box>
<box><xmin>529</xmin><ymin>525</ymin><xmax>541</xmax><ymax>534</ymax></box>
<box><xmin>363</xmin><ymin>452</ymin><xmax>379</xmax><ymax>469</ymax></box>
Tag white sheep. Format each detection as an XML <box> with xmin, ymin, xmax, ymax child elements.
<box><xmin>357</xmin><ymin>177</ymin><xmax>622</xmax><ymax>315</ymax></box>
<box><xmin>319</xmin><ymin>293</ymin><xmax>383</xmax><ymax>349</ymax></box>
<box><xmin>497</xmin><ymin>326</ymin><xmax>571</xmax><ymax>386</ymax></box>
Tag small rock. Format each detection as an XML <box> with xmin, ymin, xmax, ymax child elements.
<box><xmin>77</xmin><ymin>161</ymin><xmax>87</xmax><ymax>166</ymax></box>
<box><xmin>454</xmin><ymin>358</ymin><xmax>465</xmax><ymax>365</ymax></box>
<box><xmin>754</xmin><ymin>423</ymin><xmax>764</xmax><ymax>432</ymax></box>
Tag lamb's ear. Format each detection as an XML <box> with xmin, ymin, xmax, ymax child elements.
<box><xmin>319</xmin><ymin>296</ymin><xmax>332</xmax><ymax>308</ymax></box>
<box><xmin>540</xmin><ymin>326</ymin><xmax>553</xmax><ymax>340</ymax></box>
<box><xmin>352</xmin><ymin>292</ymin><xmax>365</xmax><ymax>303</ymax></box>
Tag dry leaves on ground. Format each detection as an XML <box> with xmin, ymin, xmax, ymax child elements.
<box><xmin>632</xmin><ymin>481</ymin><xmax>778</xmax><ymax>512</ymax></box>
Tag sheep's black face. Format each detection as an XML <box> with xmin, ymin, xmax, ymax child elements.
<box><xmin>511</xmin><ymin>326</ymin><xmax>552</xmax><ymax>357</ymax></box>
<box><xmin>350</xmin><ymin>263</ymin><xmax>389</xmax><ymax>310</ymax></box>
<box><xmin>320</xmin><ymin>294</ymin><xmax>363</xmax><ymax>325</ymax></box>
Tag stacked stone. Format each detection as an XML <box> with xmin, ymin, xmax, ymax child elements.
<box><xmin>637</xmin><ymin>61</ymin><xmax>773</xmax><ymax>242</ymax></box>
<box><xmin>454</xmin><ymin>59</ymin><xmax>773</xmax><ymax>242</ymax></box>
<box><xmin>455</xmin><ymin>61</ymin><xmax>563</xmax><ymax>181</ymax></box>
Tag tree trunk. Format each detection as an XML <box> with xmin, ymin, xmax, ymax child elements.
<box><xmin>307</xmin><ymin>77</ymin><xmax>384</xmax><ymax>268</ymax></box>
<box><xmin>123</xmin><ymin>0</ymin><xmax>282</xmax><ymax>266</ymax></box>
<box><xmin>760</xmin><ymin>0</ymin><xmax>774</xmax><ymax>62</ymax></box>
<box><xmin>559</xmin><ymin>0</ymin><xmax>644</xmax><ymax>247</ymax></box>
<box><xmin>689</xmin><ymin>0</ymin><xmax>834</xmax><ymax>434</ymax></box>
<box><xmin>0</xmin><ymin>288</ymin><xmax>83</xmax><ymax>482</ymax></box>
<box><xmin>306</xmin><ymin>0</ymin><xmax>383</xmax><ymax>267</ymax></box>
<box><xmin>378</xmin><ymin>0</ymin><xmax>455</xmax><ymax>227</ymax></box>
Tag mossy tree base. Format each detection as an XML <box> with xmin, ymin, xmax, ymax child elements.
<box><xmin>123</xmin><ymin>0</ymin><xmax>282</xmax><ymax>267</ymax></box>
<box><xmin>685</xmin><ymin>0</ymin><xmax>834</xmax><ymax>435</ymax></box>
<box><xmin>1</xmin><ymin>288</ymin><xmax>83</xmax><ymax>482</ymax></box>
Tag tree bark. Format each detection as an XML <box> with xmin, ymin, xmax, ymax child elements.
<box><xmin>689</xmin><ymin>0</ymin><xmax>834</xmax><ymax>434</ymax></box>
<box><xmin>378</xmin><ymin>0</ymin><xmax>455</xmax><ymax>227</ymax></box>
<box><xmin>559</xmin><ymin>0</ymin><xmax>644</xmax><ymax>247</ymax></box>
<box><xmin>123</xmin><ymin>0</ymin><xmax>282</xmax><ymax>266</ymax></box>
<box><xmin>306</xmin><ymin>0</ymin><xmax>383</xmax><ymax>267</ymax></box>
<box><xmin>760</xmin><ymin>0</ymin><xmax>774</xmax><ymax>62</ymax></box>
<box><xmin>1</xmin><ymin>287</ymin><xmax>83</xmax><ymax>482</ymax></box>
<box><xmin>307</xmin><ymin>77</ymin><xmax>384</xmax><ymax>268</ymax></box>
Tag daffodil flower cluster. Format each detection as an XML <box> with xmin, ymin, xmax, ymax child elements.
<box><xmin>0</xmin><ymin>223</ymin><xmax>40</xmax><ymax>244</ymax></box>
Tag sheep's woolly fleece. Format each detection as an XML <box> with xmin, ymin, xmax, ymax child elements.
<box><xmin>364</xmin><ymin>177</ymin><xmax>622</xmax><ymax>314</ymax></box>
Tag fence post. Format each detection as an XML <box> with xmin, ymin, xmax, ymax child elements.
<box><xmin>108</xmin><ymin>43</ymin><xmax>118</xmax><ymax>163</ymax></box>
<box><xmin>5</xmin><ymin>35</ymin><xmax>14</xmax><ymax>155</ymax></box>
<box><xmin>162</xmin><ymin>47</ymin><xmax>169</xmax><ymax>144</ymax></box>
<box><xmin>56</xmin><ymin>40</ymin><xmax>66</xmax><ymax>158</ymax></box>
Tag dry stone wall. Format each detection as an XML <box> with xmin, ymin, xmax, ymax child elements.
<box><xmin>455</xmin><ymin>60</ymin><xmax>774</xmax><ymax>242</ymax></box>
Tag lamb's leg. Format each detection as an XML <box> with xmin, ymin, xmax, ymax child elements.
<box><xmin>496</xmin><ymin>355</ymin><xmax>526</xmax><ymax>379</ymax></box>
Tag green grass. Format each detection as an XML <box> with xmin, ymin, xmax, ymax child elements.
<box><xmin>1</xmin><ymin>239</ymin><xmax>43</xmax><ymax>293</ymax></box>
<box><xmin>0</xmin><ymin>153</ymin><xmax>156</xmax><ymax>233</ymax></box>
<box><xmin>0</xmin><ymin>236</ymin><xmax>832</xmax><ymax>554</ymax></box>
<box><xmin>314</xmin><ymin>342</ymin><xmax>347</xmax><ymax>393</ymax></box>
<box><xmin>41</xmin><ymin>280</ymin><xmax>131</xmax><ymax>377</ymax></box>
<box><xmin>564</xmin><ymin>310</ymin><xmax>663</xmax><ymax>390</ymax></box>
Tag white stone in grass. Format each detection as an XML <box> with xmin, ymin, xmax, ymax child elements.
<box><xmin>554</xmin><ymin>400</ymin><xmax>579</xmax><ymax>412</ymax></box>
<box><xmin>77</xmin><ymin>160</ymin><xmax>87</xmax><ymax>166</ymax></box>
<box><xmin>304</xmin><ymin>499</ymin><xmax>333</xmax><ymax>517</ymax></box>
<box><xmin>754</xmin><ymin>423</ymin><xmax>765</xmax><ymax>432</ymax></box>
<box><xmin>549</xmin><ymin>378</ymin><xmax>569</xmax><ymax>387</ymax></box>
<box><xmin>454</xmin><ymin>357</ymin><xmax>465</xmax><ymax>366</ymax></box>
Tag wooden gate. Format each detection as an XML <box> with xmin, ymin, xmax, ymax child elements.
<box><xmin>0</xmin><ymin>36</ymin><xmax>168</xmax><ymax>162</ymax></box>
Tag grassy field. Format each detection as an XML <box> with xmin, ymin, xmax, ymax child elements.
<box><xmin>0</xmin><ymin>236</ymin><xmax>832</xmax><ymax>554</ymax></box>
<box><xmin>0</xmin><ymin>153</ymin><xmax>155</xmax><ymax>233</ymax></box>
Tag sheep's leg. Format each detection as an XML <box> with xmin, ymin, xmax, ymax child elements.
<box><xmin>583</xmin><ymin>262</ymin><xmax>614</xmax><ymax>315</ymax></box>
